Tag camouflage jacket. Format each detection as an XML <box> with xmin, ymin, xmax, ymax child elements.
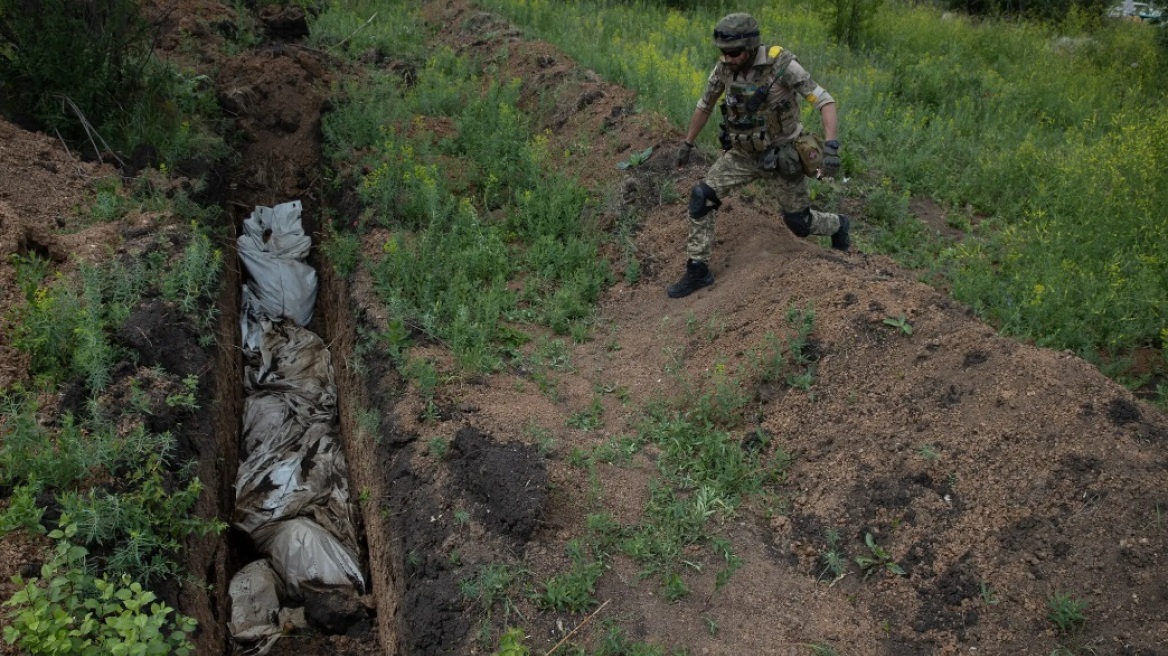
<box><xmin>696</xmin><ymin>45</ymin><xmax>834</xmax><ymax>152</ymax></box>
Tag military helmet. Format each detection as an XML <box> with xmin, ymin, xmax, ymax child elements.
<box><xmin>713</xmin><ymin>13</ymin><xmax>760</xmax><ymax>51</ymax></box>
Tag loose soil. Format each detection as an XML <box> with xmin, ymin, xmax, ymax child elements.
<box><xmin>1</xmin><ymin>1</ymin><xmax>1166</xmax><ymax>655</ymax></box>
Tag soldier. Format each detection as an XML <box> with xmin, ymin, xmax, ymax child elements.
<box><xmin>669</xmin><ymin>12</ymin><xmax>851</xmax><ymax>299</ymax></box>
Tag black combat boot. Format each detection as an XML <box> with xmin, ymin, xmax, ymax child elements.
<box><xmin>831</xmin><ymin>215</ymin><xmax>851</xmax><ymax>251</ymax></box>
<box><xmin>667</xmin><ymin>259</ymin><xmax>714</xmax><ymax>298</ymax></box>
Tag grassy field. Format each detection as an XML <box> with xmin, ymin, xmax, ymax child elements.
<box><xmin>475</xmin><ymin>0</ymin><xmax>1168</xmax><ymax>396</ymax></box>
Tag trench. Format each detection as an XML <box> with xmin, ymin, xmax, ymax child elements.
<box><xmin>177</xmin><ymin>17</ymin><xmax>403</xmax><ymax>655</ymax></box>
<box><xmin>177</xmin><ymin>8</ymin><xmax>550</xmax><ymax>653</ymax></box>
<box><xmin>188</xmin><ymin>200</ymin><xmax>402</xmax><ymax>656</ymax></box>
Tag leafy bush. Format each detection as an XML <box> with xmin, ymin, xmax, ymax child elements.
<box><xmin>3</xmin><ymin>523</ymin><xmax>197</xmax><ymax>655</ymax></box>
<box><xmin>0</xmin><ymin>391</ymin><xmax>226</xmax><ymax>584</ymax></box>
<box><xmin>0</xmin><ymin>0</ymin><xmax>153</xmax><ymax>140</ymax></box>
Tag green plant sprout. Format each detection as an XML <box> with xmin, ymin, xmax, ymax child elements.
<box><xmin>855</xmin><ymin>532</ymin><xmax>905</xmax><ymax>580</ymax></box>
<box><xmin>882</xmin><ymin>316</ymin><xmax>913</xmax><ymax>335</ymax></box>
<box><xmin>818</xmin><ymin>528</ymin><xmax>847</xmax><ymax>582</ymax></box>
<box><xmin>917</xmin><ymin>443</ymin><xmax>939</xmax><ymax>462</ymax></box>
<box><xmin>616</xmin><ymin>145</ymin><xmax>654</xmax><ymax>169</ymax></box>
<box><xmin>980</xmin><ymin>580</ymin><xmax>1000</xmax><ymax>605</ymax></box>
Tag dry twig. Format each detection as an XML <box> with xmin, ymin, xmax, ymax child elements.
<box><xmin>545</xmin><ymin>599</ymin><xmax>610</xmax><ymax>656</ymax></box>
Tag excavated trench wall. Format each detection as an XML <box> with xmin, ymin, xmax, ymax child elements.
<box><xmin>319</xmin><ymin>261</ymin><xmax>403</xmax><ymax>653</ymax></box>
<box><xmin>187</xmin><ymin>239</ymin><xmax>243</xmax><ymax>654</ymax></box>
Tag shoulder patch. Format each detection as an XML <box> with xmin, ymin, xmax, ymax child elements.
<box><xmin>768</xmin><ymin>45</ymin><xmax>783</xmax><ymax>59</ymax></box>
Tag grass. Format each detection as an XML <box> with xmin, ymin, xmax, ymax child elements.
<box><xmin>533</xmin><ymin>539</ymin><xmax>605</xmax><ymax>613</ymax></box>
<box><xmin>479</xmin><ymin>0</ymin><xmax>1168</xmax><ymax>385</ymax></box>
<box><xmin>528</xmin><ymin>313</ymin><xmax>812</xmax><ymax>608</ymax></box>
<box><xmin>818</xmin><ymin>528</ymin><xmax>848</xmax><ymax>582</ymax></box>
<box><xmin>320</xmin><ymin>24</ymin><xmax>611</xmax><ymax>374</ymax></box>
<box><xmin>305</xmin><ymin>1</ymin><xmax>1160</xmax><ymax>651</ymax></box>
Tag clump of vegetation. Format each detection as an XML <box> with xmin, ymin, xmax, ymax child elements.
<box><xmin>854</xmin><ymin>532</ymin><xmax>905</xmax><ymax>580</ymax></box>
<box><xmin>1048</xmin><ymin>591</ymin><xmax>1089</xmax><ymax>635</ymax></box>
<box><xmin>3</xmin><ymin>522</ymin><xmax>197</xmax><ymax>655</ymax></box>
<box><xmin>0</xmin><ymin>0</ymin><xmax>223</xmax><ymax>162</ymax></box>
<box><xmin>0</xmin><ymin>2</ymin><xmax>231</xmax><ymax>643</ymax></box>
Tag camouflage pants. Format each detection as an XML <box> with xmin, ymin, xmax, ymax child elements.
<box><xmin>686</xmin><ymin>146</ymin><xmax>841</xmax><ymax>262</ymax></box>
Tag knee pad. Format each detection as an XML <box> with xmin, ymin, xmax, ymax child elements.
<box><xmin>783</xmin><ymin>208</ymin><xmax>812</xmax><ymax>238</ymax></box>
<box><xmin>688</xmin><ymin>182</ymin><xmax>722</xmax><ymax>219</ymax></box>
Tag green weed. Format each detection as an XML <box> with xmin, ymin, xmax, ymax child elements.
<box><xmin>322</xmin><ymin>228</ymin><xmax>363</xmax><ymax>279</ymax></box>
<box><xmin>595</xmin><ymin>626</ymin><xmax>669</xmax><ymax>655</ymax></box>
<box><xmin>0</xmin><ymin>484</ymin><xmax>45</xmax><ymax>534</ymax></box>
<box><xmin>534</xmin><ymin>539</ymin><xmax>604</xmax><ymax>613</ymax></box>
<box><xmin>310</xmin><ymin>1</ymin><xmax>426</xmax><ymax>58</ymax></box>
<box><xmin>59</xmin><ymin>454</ymin><xmax>225</xmax><ymax>584</ymax></box>
<box><xmin>917</xmin><ymin>443</ymin><xmax>939</xmax><ymax>462</ymax></box>
<box><xmin>661</xmin><ymin>572</ymin><xmax>689</xmax><ymax>602</ymax></box>
<box><xmin>1047</xmin><ymin>591</ymin><xmax>1088</xmax><ymax>635</ymax></box>
<box><xmin>3</xmin><ymin>522</ymin><xmax>197</xmax><ymax>655</ymax></box>
<box><xmin>165</xmin><ymin>375</ymin><xmax>200</xmax><ymax>411</ymax></box>
<box><xmin>703</xmin><ymin>615</ymin><xmax>718</xmax><ymax>637</ymax></box>
<box><xmin>567</xmin><ymin>396</ymin><xmax>605</xmax><ymax>431</ymax></box>
<box><xmin>161</xmin><ymin>227</ymin><xmax>223</xmax><ymax>334</ymax></box>
<box><xmin>616</xmin><ymin>146</ymin><xmax>654</xmax><ymax>170</ymax></box>
<box><xmin>427</xmin><ymin>436</ymin><xmax>450</xmax><ymax>460</ymax></box>
<box><xmin>590</xmin><ymin>435</ymin><xmax>640</xmax><ymax>466</ymax></box>
<box><xmin>89</xmin><ymin>178</ymin><xmax>127</xmax><ymax>223</ymax></box>
<box><xmin>496</xmin><ymin>626</ymin><xmax>531</xmax><ymax>655</ymax></box>
<box><xmin>883</xmin><ymin>316</ymin><xmax>914</xmax><ymax>335</ymax></box>
<box><xmin>818</xmin><ymin>528</ymin><xmax>848</xmax><ymax>582</ymax></box>
<box><xmin>855</xmin><ymin>532</ymin><xmax>905</xmax><ymax>580</ymax></box>
<box><xmin>356</xmin><ymin>406</ymin><xmax>382</xmax><ymax>444</ymax></box>
<box><xmin>980</xmin><ymin>580</ymin><xmax>1000</xmax><ymax>606</ymax></box>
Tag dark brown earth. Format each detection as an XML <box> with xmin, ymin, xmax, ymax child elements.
<box><xmin>1</xmin><ymin>1</ymin><xmax>1166</xmax><ymax>655</ymax></box>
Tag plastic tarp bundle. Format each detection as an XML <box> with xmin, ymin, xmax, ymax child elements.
<box><xmin>238</xmin><ymin>200</ymin><xmax>317</xmax><ymax>330</ymax></box>
<box><xmin>230</xmin><ymin>201</ymin><xmax>364</xmax><ymax>655</ymax></box>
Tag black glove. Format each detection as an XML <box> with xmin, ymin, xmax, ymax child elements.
<box><xmin>822</xmin><ymin>139</ymin><xmax>841</xmax><ymax>178</ymax></box>
<box><xmin>676</xmin><ymin>141</ymin><xmax>695</xmax><ymax>167</ymax></box>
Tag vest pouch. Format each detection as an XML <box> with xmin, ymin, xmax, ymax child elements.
<box><xmin>795</xmin><ymin>132</ymin><xmax>825</xmax><ymax>178</ymax></box>
<box><xmin>762</xmin><ymin>142</ymin><xmax>802</xmax><ymax>179</ymax></box>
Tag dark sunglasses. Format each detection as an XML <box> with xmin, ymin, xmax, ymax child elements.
<box><xmin>720</xmin><ymin>47</ymin><xmax>747</xmax><ymax>58</ymax></box>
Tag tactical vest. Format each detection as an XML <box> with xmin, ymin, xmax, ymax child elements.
<box><xmin>718</xmin><ymin>45</ymin><xmax>796</xmax><ymax>153</ymax></box>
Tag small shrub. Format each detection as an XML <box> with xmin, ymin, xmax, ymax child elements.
<box><xmin>161</xmin><ymin>228</ymin><xmax>223</xmax><ymax>322</ymax></box>
<box><xmin>0</xmin><ymin>0</ymin><xmax>154</xmax><ymax>140</ymax></box>
<box><xmin>0</xmin><ymin>484</ymin><xmax>45</xmax><ymax>534</ymax></box>
<box><xmin>3</xmin><ymin>522</ymin><xmax>197</xmax><ymax>655</ymax></box>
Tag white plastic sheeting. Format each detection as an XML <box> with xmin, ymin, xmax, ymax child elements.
<box><xmin>238</xmin><ymin>200</ymin><xmax>317</xmax><ymax>330</ymax></box>
<box><xmin>229</xmin><ymin>201</ymin><xmax>364</xmax><ymax>655</ymax></box>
